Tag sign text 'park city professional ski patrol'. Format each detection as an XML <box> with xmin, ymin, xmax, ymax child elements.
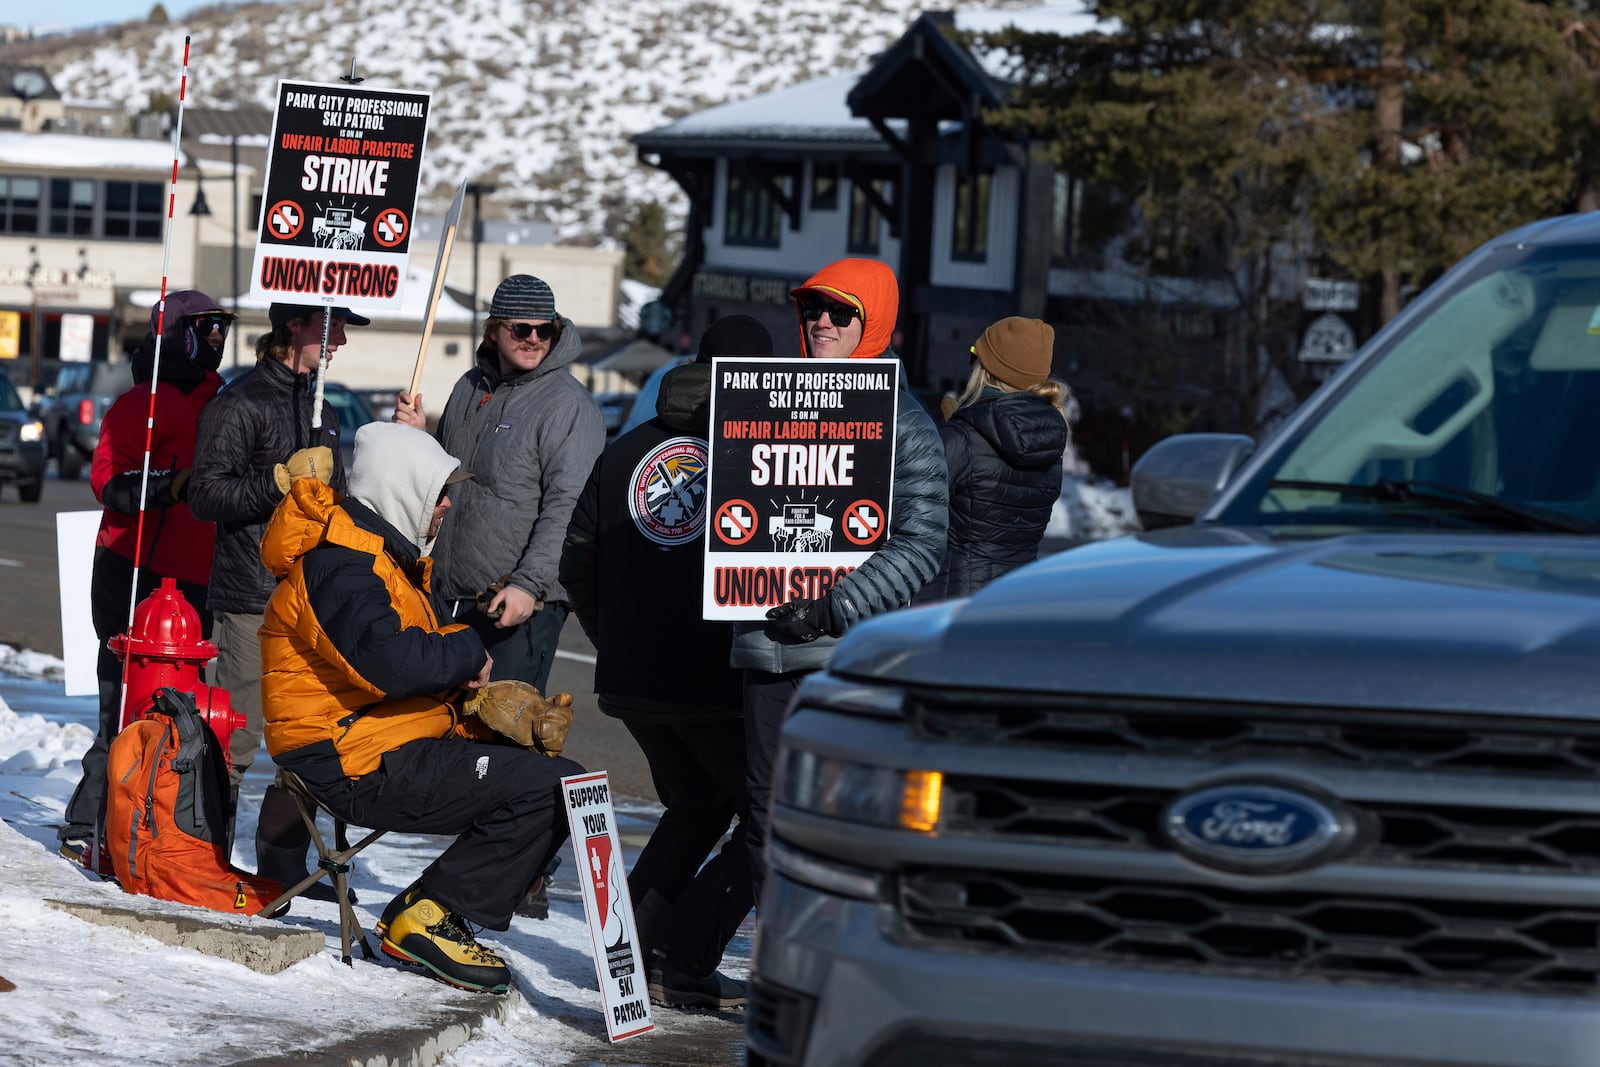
<box><xmin>248</xmin><ymin>79</ymin><xmax>430</xmax><ymax>312</ymax></box>
<box><xmin>703</xmin><ymin>357</ymin><xmax>898</xmax><ymax>619</ymax></box>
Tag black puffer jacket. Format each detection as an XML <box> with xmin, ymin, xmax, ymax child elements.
<box><xmin>924</xmin><ymin>391</ymin><xmax>1067</xmax><ymax>602</ymax></box>
<box><xmin>561</xmin><ymin>362</ymin><xmax>739</xmax><ymax>722</ymax></box>
<box><xmin>189</xmin><ymin>358</ymin><xmax>344</xmax><ymax>614</ymax></box>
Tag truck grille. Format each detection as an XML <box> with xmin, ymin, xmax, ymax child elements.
<box><xmin>943</xmin><ymin>778</ymin><xmax>1600</xmax><ymax>875</ymax></box>
<box><xmin>912</xmin><ymin>692</ymin><xmax>1600</xmax><ymax>777</ymax></box>
<box><xmin>899</xmin><ymin>869</ymin><xmax>1600</xmax><ymax>994</ymax></box>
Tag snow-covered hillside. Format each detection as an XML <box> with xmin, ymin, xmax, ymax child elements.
<box><xmin>26</xmin><ymin>0</ymin><xmax>1030</xmax><ymax>241</ymax></box>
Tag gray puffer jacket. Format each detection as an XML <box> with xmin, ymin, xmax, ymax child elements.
<box><xmin>429</xmin><ymin>319</ymin><xmax>605</xmax><ymax>605</ymax></box>
<box><xmin>730</xmin><ymin>359</ymin><xmax>949</xmax><ymax>674</ymax></box>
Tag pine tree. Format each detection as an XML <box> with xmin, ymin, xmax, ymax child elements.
<box><xmin>148</xmin><ymin>2</ymin><xmax>170</xmax><ymax>24</ymax></box>
<box><xmin>618</xmin><ymin>199</ymin><xmax>678</xmax><ymax>288</ymax></box>
<box><xmin>982</xmin><ymin>0</ymin><xmax>1580</xmax><ymax>433</ymax></box>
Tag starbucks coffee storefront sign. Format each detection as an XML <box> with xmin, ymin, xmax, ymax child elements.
<box><xmin>693</xmin><ymin>270</ymin><xmax>804</xmax><ymax>306</ymax></box>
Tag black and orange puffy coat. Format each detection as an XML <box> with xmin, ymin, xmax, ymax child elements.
<box><xmin>258</xmin><ymin>479</ymin><xmax>492</xmax><ymax>778</ymax></box>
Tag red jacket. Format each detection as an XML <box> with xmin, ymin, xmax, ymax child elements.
<box><xmin>92</xmin><ymin>374</ymin><xmax>222</xmax><ymax>585</ymax></box>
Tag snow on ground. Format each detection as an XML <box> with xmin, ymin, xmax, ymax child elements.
<box><xmin>0</xmin><ymin>650</ymin><xmax>745</xmax><ymax>1066</ymax></box>
<box><xmin>1049</xmin><ymin>473</ymin><xmax>1139</xmax><ymax>542</ymax></box>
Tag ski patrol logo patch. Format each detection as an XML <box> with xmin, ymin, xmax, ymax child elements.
<box><xmin>628</xmin><ymin>437</ymin><xmax>709</xmax><ymax>546</ymax></box>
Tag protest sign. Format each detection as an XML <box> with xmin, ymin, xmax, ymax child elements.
<box><xmin>247</xmin><ymin>79</ymin><xmax>430</xmax><ymax>313</ymax></box>
<box><xmin>703</xmin><ymin>357</ymin><xmax>899</xmax><ymax>619</ymax></box>
<box><xmin>562</xmin><ymin>771</ymin><xmax>653</xmax><ymax>1042</ymax></box>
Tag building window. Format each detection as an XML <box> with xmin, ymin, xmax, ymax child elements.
<box><xmin>811</xmin><ymin>163</ymin><xmax>839</xmax><ymax>211</ymax></box>
<box><xmin>103</xmin><ymin>180</ymin><xmax>163</xmax><ymax>240</ymax></box>
<box><xmin>951</xmin><ymin>170</ymin><xmax>991</xmax><ymax>262</ymax></box>
<box><xmin>848</xmin><ymin>176</ymin><xmax>889</xmax><ymax>254</ymax></box>
<box><xmin>49</xmin><ymin>178</ymin><xmax>95</xmax><ymax>237</ymax></box>
<box><xmin>725</xmin><ymin>162</ymin><xmax>783</xmax><ymax>248</ymax></box>
<box><xmin>0</xmin><ymin>176</ymin><xmax>41</xmax><ymax>234</ymax></box>
<box><xmin>1051</xmin><ymin>172</ymin><xmax>1082</xmax><ymax>266</ymax></box>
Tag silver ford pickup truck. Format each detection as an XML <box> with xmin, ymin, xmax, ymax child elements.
<box><xmin>749</xmin><ymin>213</ymin><xmax>1600</xmax><ymax>1067</ymax></box>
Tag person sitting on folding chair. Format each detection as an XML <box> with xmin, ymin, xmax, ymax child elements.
<box><xmin>257</xmin><ymin>421</ymin><xmax>580</xmax><ymax>994</ymax></box>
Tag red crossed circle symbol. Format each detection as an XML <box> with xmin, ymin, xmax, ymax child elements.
<box><xmin>714</xmin><ymin>499</ymin><xmax>757</xmax><ymax>545</ymax></box>
<box><xmin>842</xmin><ymin>499</ymin><xmax>885</xmax><ymax>546</ymax></box>
<box><xmin>267</xmin><ymin>200</ymin><xmax>303</xmax><ymax>240</ymax></box>
<box><xmin>373</xmin><ymin>207</ymin><xmax>409</xmax><ymax>248</ymax></box>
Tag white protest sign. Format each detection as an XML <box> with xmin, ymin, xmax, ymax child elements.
<box><xmin>562</xmin><ymin>771</ymin><xmax>654</xmax><ymax>1042</ymax></box>
<box><xmin>56</xmin><ymin>510</ymin><xmax>100</xmax><ymax>697</ymax></box>
<box><xmin>703</xmin><ymin>357</ymin><xmax>899</xmax><ymax>619</ymax></box>
<box><xmin>248</xmin><ymin>79</ymin><xmax>431</xmax><ymax>313</ymax></box>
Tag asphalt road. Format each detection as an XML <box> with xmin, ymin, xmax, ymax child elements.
<box><xmin>0</xmin><ymin>469</ymin><xmax>659</xmax><ymax>805</ymax></box>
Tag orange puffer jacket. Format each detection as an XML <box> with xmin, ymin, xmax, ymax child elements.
<box><xmin>258</xmin><ymin>479</ymin><xmax>491</xmax><ymax>778</ymax></box>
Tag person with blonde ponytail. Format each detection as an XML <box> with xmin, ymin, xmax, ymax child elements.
<box><xmin>922</xmin><ymin>316</ymin><xmax>1073</xmax><ymax>601</ymax></box>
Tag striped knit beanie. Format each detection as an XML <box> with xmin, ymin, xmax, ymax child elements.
<box><xmin>489</xmin><ymin>274</ymin><xmax>558</xmax><ymax>320</ymax></box>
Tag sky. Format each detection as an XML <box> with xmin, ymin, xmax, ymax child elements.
<box><xmin>27</xmin><ymin>1</ymin><xmax>291</xmax><ymax>35</ymax></box>
<box><xmin>0</xmin><ymin>645</ymin><xmax>746</xmax><ymax>1065</ymax></box>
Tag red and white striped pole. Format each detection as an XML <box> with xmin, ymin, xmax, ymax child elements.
<box><xmin>119</xmin><ymin>34</ymin><xmax>195</xmax><ymax>717</ymax></box>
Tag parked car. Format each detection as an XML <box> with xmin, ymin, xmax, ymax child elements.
<box><xmin>36</xmin><ymin>360</ymin><xmax>134</xmax><ymax>481</ymax></box>
<box><xmin>752</xmin><ymin>212</ymin><xmax>1600</xmax><ymax>1067</ymax></box>
<box><xmin>0</xmin><ymin>366</ymin><xmax>48</xmax><ymax>503</ymax></box>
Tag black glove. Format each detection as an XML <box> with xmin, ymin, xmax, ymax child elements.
<box><xmin>766</xmin><ymin>596</ymin><xmax>833</xmax><ymax>643</ymax></box>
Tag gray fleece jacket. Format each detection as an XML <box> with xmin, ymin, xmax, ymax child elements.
<box><xmin>429</xmin><ymin>319</ymin><xmax>605</xmax><ymax>605</ymax></box>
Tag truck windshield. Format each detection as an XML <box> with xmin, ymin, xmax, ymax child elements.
<box><xmin>1219</xmin><ymin>241</ymin><xmax>1600</xmax><ymax>533</ymax></box>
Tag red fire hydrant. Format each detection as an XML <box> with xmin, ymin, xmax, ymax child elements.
<box><xmin>108</xmin><ymin>578</ymin><xmax>244</xmax><ymax>766</ymax></box>
<box><xmin>81</xmin><ymin>579</ymin><xmax>244</xmax><ymax>876</ymax></box>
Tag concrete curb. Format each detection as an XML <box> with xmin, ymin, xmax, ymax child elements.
<box><xmin>226</xmin><ymin>990</ymin><xmax>517</xmax><ymax>1067</ymax></box>
<box><xmin>47</xmin><ymin>898</ymin><xmax>325</xmax><ymax>974</ymax></box>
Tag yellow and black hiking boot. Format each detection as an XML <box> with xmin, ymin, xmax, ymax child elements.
<box><xmin>374</xmin><ymin>882</ymin><xmax>425</xmax><ymax>940</ymax></box>
<box><xmin>380</xmin><ymin>897</ymin><xmax>510</xmax><ymax>994</ymax></box>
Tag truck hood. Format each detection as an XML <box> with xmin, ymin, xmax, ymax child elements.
<box><xmin>831</xmin><ymin>529</ymin><xmax>1600</xmax><ymax>717</ymax></box>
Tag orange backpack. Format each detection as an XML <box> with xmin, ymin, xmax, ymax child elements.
<box><xmin>105</xmin><ymin>687</ymin><xmax>283</xmax><ymax>915</ymax></box>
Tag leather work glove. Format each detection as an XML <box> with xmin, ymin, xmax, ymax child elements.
<box><xmin>272</xmin><ymin>445</ymin><xmax>335</xmax><ymax>495</ymax></box>
<box><xmin>463</xmin><ymin>680</ymin><xmax>575</xmax><ymax>757</ymax></box>
<box><xmin>766</xmin><ymin>596</ymin><xmax>833</xmax><ymax>644</ymax></box>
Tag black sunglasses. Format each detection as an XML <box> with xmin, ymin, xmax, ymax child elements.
<box><xmin>189</xmin><ymin>314</ymin><xmax>231</xmax><ymax>334</ymax></box>
<box><xmin>800</xmin><ymin>300</ymin><xmax>858</xmax><ymax>328</ymax></box>
<box><xmin>506</xmin><ymin>321</ymin><xmax>556</xmax><ymax>341</ymax></box>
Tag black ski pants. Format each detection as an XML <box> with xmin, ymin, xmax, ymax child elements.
<box><xmin>622</xmin><ymin>715</ymin><xmax>753</xmax><ymax>977</ymax></box>
<box><xmin>743</xmin><ymin>669</ymin><xmax>807</xmax><ymax>911</ymax></box>
<box><xmin>301</xmin><ymin>737</ymin><xmax>580</xmax><ymax>930</ymax></box>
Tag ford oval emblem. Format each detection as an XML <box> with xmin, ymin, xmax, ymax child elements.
<box><xmin>1164</xmin><ymin>783</ymin><xmax>1348</xmax><ymax>874</ymax></box>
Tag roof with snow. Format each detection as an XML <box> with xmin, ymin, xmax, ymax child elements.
<box><xmin>0</xmin><ymin>130</ymin><xmax>182</xmax><ymax>171</ymax></box>
<box><xmin>635</xmin><ymin>72</ymin><xmax>901</xmax><ymax>151</ymax></box>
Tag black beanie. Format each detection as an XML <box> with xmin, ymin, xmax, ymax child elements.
<box><xmin>695</xmin><ymin>315</ymin><xmax>775</xmax><ymax>364</ymax></box>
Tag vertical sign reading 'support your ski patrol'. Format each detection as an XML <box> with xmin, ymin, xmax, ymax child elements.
<box><xmin>704</xmin><ymin>357</ymin><xmax>899</xmax><ymax>620</ymax></box>
<box><xmin>562</xmin><ymin>771</ymin><xmax>653</xmax><ymax>1042</ymax></box>
<box><xmin>248</xmin><ymin>80</ymin><xmax>430</xmax><ymax>313</ymax></box>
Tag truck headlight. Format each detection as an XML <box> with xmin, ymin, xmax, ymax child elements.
<box><xmin>777</xmin><ymin>747</ymin><xmax>943</xmax><ymax>832</ymax></box>
<box><xmin>19</xmin><ymin>421</ymin><xmax>44</xmax><ymax>443</ymax></box>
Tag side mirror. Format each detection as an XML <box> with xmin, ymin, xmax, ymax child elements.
<box><xmin>26</xmin><ymin>400</ymin><xmax>42</xmax><ymax>418</ymax></box>
<box><xmin>1131</xmin><ymin>433</ymin><xmax>1255</xmax><ymax>529</ymax></box>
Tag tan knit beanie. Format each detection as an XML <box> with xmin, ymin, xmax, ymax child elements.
<box><xmin>973</xmin><ymin>317</ymin><xmax>1055</xmax><ymax>388</ymax></box>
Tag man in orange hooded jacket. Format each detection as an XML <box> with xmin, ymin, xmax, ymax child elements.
<box><xmin>730</xmin><ymin>257</ymin><xmax>949</xmax><ymax>907</ymax></box>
